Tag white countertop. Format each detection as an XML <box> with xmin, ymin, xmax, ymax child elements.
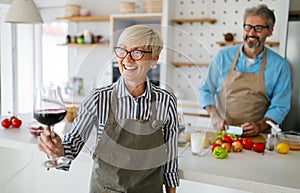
<box><xmin>178</xmin><ymin>145</ymin><xmax>300</xmax><ymax>193</ymax></box>
<box><xmin>1</xmin><ymin>113</ymin><xmax>300</xmax><ymax>193</ymax></box>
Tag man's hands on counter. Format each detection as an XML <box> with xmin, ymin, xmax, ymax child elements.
<box><xmin>205</xmin><ymin>106</ymin><xmax>272</xmax><ymax>137</ymax></box>
<box><xmin>241</xmin><ymin>122</ymin><xmax>259</xmax><ymax>137</ymax></box>
<box><xmin>241</xmin><ymin>117</ymin><xmax>273</xmax><ymax>137</ymax></box>
<box><xmin>38</xmin><ymin>127</ymin><xmax>65</xmax><ymax>158</ymax></box>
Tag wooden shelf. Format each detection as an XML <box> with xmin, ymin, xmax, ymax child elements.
<box><xmin>57</xmin><ymin>43</ymin><xmax>109</xmax><ymax>47</ymax></box>
<box><xmin>56</xmin><ymin>15</ymin><xmax>110</xmax><ymax>22</ymax></box>
<box><xmin>216</xmin><ymin>41</ymin><xmax>279</xmax><ymax>47</ymax></box>
<box><xmin>171</xmin><ymin>62</ymin><xmax>209</xmax><ymax>68</ymax></box>
<box><xmin>289</xmin><ymin>10</ymin><xmax>300</xmax><ymax>15</ymax></box>
<box><xmin>172</xmin><ymin>18</ymin><xmax>217</xmax><ymax>25</ymax></box>
<box><xmin>111</xmin><ymin>13</ymin><xmax>163</xmax><ymax>19</ymax></box>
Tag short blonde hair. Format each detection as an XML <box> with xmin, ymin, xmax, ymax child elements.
<box><xmin>117</xmin><ymin>25</ymin><xmax>163</xmax><ymax>59</ymax></box>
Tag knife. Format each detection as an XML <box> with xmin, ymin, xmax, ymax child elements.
<box><xmin>226</xmin><ymin>125</ymin><xmax>243</xmax><ymax>135</ymax></box>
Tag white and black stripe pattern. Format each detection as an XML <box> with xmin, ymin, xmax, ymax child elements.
<box><xmin>62</xmin><ymin>77</ymin><xmax>179</xmax><ymax>187</ymax></box>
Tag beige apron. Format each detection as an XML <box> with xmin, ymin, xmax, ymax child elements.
<box><xmin>89</xmin><ymin>89</ymin><xmax>168</xmax><ymax>193</ymax></box>
<box><xmin>216</xmin><ymin>48</ymin><xmax>269</xmax><ymax>126</ymax></box>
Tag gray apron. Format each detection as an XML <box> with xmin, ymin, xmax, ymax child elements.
<box><xmin>89</xmin><ymin>89</ymin><xmax>168</xmax><ymax>193</ymax></box>
<box><xmin>216</xmin><ymin>47</ymin><xmax>269</xmax><ymax>125</ymax></box>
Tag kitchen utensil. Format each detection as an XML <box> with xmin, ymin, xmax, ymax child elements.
<box><xmin>226</xmin><ymin>125</ymin><xmax>243</xmax><ymax>135</ymax></box>
<box><xmin>266</xmin><ymin>120</ymin><xmax>300</xmax><ymax>150</ymax></box>
<box><xmin>223</xmin><ymin>33</ymin><xmax>234</xmax><ymax>41</ymax></box>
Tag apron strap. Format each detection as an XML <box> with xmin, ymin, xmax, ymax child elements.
<box><xmin>259</xmin><ymin>50</ymin><xmax>267</xmax><ymax>76</ymax></box>
<box><xmin>229</xmin><ymin>46</ymin><xmax>241</xmax><ymax>71</ymax></box>
<box><xmin>150</xmin><ymin>91</ymin><xmax>157</xmax><ymax>121</ymax></box>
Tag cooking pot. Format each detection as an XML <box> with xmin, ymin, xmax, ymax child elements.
<box><xmin>266</xmin><ymin>120</ymin><xmax>300</xmax><ymax>150</ymax></box>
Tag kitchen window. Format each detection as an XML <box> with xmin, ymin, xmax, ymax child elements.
<box><xmin>41</xmin><ymin>21</ymin><xmax>68</xmax><ymax>88</ymax></box>
<box><xmin>0</xmin><ymin>5</ymin><xmax>68</xmax><ymax>114</ymax></box>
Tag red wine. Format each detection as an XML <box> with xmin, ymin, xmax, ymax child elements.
<box><xmin>34</xmin><ymin>109</ymin><xmax>67</xmax><ymax>125</ymax></box>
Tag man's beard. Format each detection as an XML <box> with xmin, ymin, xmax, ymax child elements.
<box><xmin>244</xmin><ymin>35</ymin><xmax>261</xmax><ymax>49</ymax></box>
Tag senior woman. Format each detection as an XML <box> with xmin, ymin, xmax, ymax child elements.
<box><xmin>37</xmin><ymin>24</ymin><xmax>179</xmax><ymax>193</ymax></box>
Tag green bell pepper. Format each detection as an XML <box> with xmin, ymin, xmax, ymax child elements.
<box><xmin>213</xmin><ymin>147</ymin><xmax>228</xmax><ymax>159</ymax></box>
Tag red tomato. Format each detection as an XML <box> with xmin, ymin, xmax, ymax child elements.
<box><xmin>11</xmin><ymin>118</ymin><xmax>22</xmax><ymax>128</ymax></box>
<box><xmin>221</xmin><ymin>135</ymin><xmax>233</xmax><ymax>144</ymax></box>
<box><xmin>242</xmin><ymin>138</ymin><xmax>253</xmax><ymax>150</ymax></box>
<box><xmin>1</xmin><ymin>119</ymin><xmax>11</xmax><ymax>128</ymax></box>
<box><xmin>253</xmin><ymin>143</ymin><xmax>265</xmax><ymax>153</ymax></box>
<box><xmin>211</xmin><ymin>143</ymin><xmax>221</xmax><ymax>152</ymax></box>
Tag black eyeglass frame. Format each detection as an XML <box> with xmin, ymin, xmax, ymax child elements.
<box><xmin>113</xmin><ymin>47</ymin><xmax>152</xmax><ymax>61</ymax></box>
<box><xmin>243</xmin><ymin>24</ymin><xmax>269</xmax><ymax>32</ymax></box>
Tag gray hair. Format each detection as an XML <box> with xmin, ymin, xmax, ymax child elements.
<box><xmin>117</xmin><ymin>25</ymin><xmax>163</xmax><ymax>59</ymax></box>
<box><xmin>243</xmin><ymin>4</ymin><xmax>276</xmax><ymax>29</ymax></box>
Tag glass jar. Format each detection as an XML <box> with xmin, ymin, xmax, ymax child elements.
<box><xmin>266</xmin><ymin>133</ymin><xmax>275</xmax><ymax>151</ymax></box>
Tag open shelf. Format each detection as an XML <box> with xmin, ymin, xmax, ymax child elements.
<box><xmin>216</xmin><ymin>41</ymin><xmax>279</xmax><ymax>47</ymax></box>
<box><xmin>56</xmin><ymin>15</ymin><xmax>110</xmax><ymax>22</ymax></box>
<box><xmin>171</xmin><ymin>62</ymin><xmax>209</xmax><ymax>68</ymax></box>
<box><xmin>57</xmin><ymin>43</ymin><xmax>109</xmax><ymax>47</ymax></box>
<box><xmin>172</xmin><ymin>18</ymin><xmax>217</xmax><ymax>25</ymax></box>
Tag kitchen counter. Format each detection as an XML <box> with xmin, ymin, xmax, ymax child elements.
<box><xmin>1</xmin><ymin>113</ymin><xmax>300</xmax><ymax>193</ymax></box>
<box><xmin>178</xmin><ymin>144</ymin><xmax>300</xmax><ymax>193</ymax></box>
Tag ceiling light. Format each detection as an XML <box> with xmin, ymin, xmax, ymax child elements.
<box><xmin>5</xmin><ymin>0</ymin><xmax>43</xmax><ymax>24</ymax></box>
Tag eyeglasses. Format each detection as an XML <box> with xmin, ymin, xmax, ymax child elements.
<box><xmin>114</xmin><ymin>47</ymin><xmax>152</xmax><ymax>61</ymax></box>
<box><xmin>243</xmin><ymin>24</ymin><xmax>269</xmax><ymax>32</ymax></box>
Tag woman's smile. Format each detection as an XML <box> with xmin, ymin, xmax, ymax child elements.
<box><xmin>123</xmin><ymin>64</ymin><xmax>138</xmax><ymax>71</ymax></box>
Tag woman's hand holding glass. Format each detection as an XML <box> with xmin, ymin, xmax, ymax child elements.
<box><xmin>38</xmin><ymin>126</ymin><xmax>65</xmax><ymax>159</ymax></box>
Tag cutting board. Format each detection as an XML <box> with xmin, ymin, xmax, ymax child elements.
<box><xmin>206</xmin><ymin>131</ymin><xmax>266</xmax><ymax>143</ymax></box>
<box><xmin>245</xmin><ymin>135</ymin><xmax>266</xmax><ymax>143</ymax></box>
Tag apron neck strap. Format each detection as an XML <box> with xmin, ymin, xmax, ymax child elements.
<box><xmin>230</xmin><ymin>47</ymin><xmax>241</xmax><ymax>71</ymax></box>
<box><xmin>230</xmin><ymin>46</ymin><xmax>267</xmax><ymax>73</ymax></box>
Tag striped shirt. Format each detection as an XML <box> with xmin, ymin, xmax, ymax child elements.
<box><xmin>62</xmin><ymin>77</ymin><xmax>180</xmax><ymax>187</ymax></box>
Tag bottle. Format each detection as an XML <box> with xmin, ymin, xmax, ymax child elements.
<box><xmin>66</xmin><ymin>35</ymin><xmax>71</xmax><ymax>44</ymax></box>
<box><xmin>77</xmin><ymin>34</ymin><xmax>84</xmax><ymax>44</ymax></box>
<box><xmin>83</xmin><ymin>30</ymin><xmax>93</xmax><ymax>44</ymax></box>
<box><xmin>266</xmin><ymin>133</ymin><xmax>275</xmax><ymax>151</ymax></box>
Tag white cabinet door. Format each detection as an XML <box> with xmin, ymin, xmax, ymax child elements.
<box><xmin>177</xmin><ymin>179</ymin><xmax>250</xmax><ymax>193</ymax></box>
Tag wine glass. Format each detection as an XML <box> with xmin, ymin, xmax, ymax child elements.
<box><xmin>33</xmin><ymin>84</ymin><xmax>70</xmax><ymax>168</ymax></box>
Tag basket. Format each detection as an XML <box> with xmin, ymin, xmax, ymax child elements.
<box><xmin>65</xmin><ymin>4</ymin><xmax>81</xmax><ymax>17</ymax></box>
<box><xmin>144</xmin><ymin>0</ymin><xmax>162</xmax><ymax>13</ymax></box>
<box><xmin>120</xmin><ymin>2</ymin><xmax>136</xmax><ymax>14</ymax></box>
